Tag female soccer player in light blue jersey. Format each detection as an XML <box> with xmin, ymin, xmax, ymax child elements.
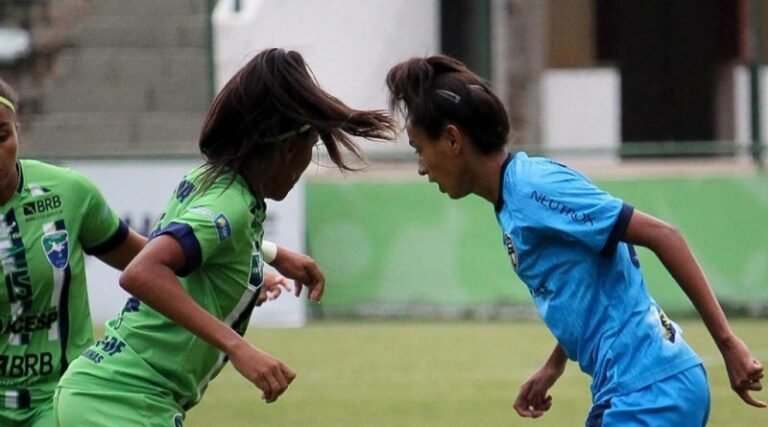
<box><xmin>386</xmin><ymin>55</ymin><xmax>764</xmax><ymax>426</ymax></box>
<box><xmin>54</xmin><ymin>48</ymin><xmax>396</xmax><ymax>426</ymax></box>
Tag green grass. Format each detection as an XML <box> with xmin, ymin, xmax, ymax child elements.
<box><xmin>186</xmin><ymin>320</ymin><xmax>768</xmax><ymax>426</ymax></box>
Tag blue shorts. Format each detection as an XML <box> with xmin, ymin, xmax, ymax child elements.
<box><xmin>586</xmin><ymin>364</ymin><xmax>710</xmax><ymax>427</ymax></box>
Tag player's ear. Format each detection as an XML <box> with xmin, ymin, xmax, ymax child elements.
<box><xmin>444</xmin><ymin>124</ymin><xmax>462</xmax><ymax>154</ymax></box>
<box><xmin>278</xmin><ymin>139</ymin><xmax>297</xmax><ymax>162</ymax></box>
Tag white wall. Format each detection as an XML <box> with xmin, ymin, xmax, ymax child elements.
<box><xmin>213</xmin><ymin>0</ymin><xmax>439</xmax><ymax>153</ymax></box>
<box><xmin>213</xmin><ymin>1</ymin><xmax>766</xmax><ymax>154</ymax></box>
<box><xmin>733</xmin><ymin>66</ymin><xmax>768</xmax><ymax>145</ymax></box>
<box><xmin>541</xmin><ymin>68</ymin><xmax>620</xmax><ymax>153</ymax></box>
<box><xmin>540</xmin><ymin>66</ymin><xmax>768</xmax><ymax>153</ymax></box>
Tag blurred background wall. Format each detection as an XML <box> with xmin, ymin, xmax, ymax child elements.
<box><xmin>0</xmin><ymin>0</ymin><xmax>210</xmax><ymax>157</ymax></box>
<box><xmin>0</xmin><ymin>0</ymin><xmax>766</xmax><ymax>322</ymax></box>
<box><xmin>3</xmin><ymin>0</ymin><xmax>767</xmax><ymax>158</ymax></box>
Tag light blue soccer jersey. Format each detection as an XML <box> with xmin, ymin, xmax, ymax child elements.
<box><xmin>495</xmin><ymin>152</ymin><xmax>701</xmax><ymax>403</ymax></box>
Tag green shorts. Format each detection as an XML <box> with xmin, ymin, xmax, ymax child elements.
<box><xmin>0</xmin><ymin>403</ymin><xmax>54</xmax><ymax>427</ymax></box>
<box><xmin>54</xmin><ymin>386</ymin><xmax>184</xmax><ymax>427</ymax></box>
<box><xmin>0</xmin><ymin>387</ymin><xmax>55</xmax><ymax>427</ymax></box>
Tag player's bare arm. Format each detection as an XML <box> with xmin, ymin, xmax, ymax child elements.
<box><xmin>623</xmin><ymin>209</ymin><xmax>765</xmax><ymax>407</ymax></box>
<box><xmin>119</xmin><ymin>234</ymin><xmax>296</xmax><ymax>403</ymax></box>
<box><xmin>514</xmin><ymin>343</ymin><xmax>566</xmax><ymax>418</ymax></box>
<box><xmin>267</xmin><ymin>243</ymin><xmax>326</xmax><ymax>302</ymax></box>
<box><xmin>95</xmin><ymin>229</ymin><xmax>147</xmax><ymax>271</ymax></box>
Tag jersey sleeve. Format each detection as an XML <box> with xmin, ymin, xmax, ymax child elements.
<box><xmin>514</xmin><ymin>160</ymin><xmax>634</xmax><ymax>254</ymax></box>
<box><xmin>151</xmin><ymin>192</ymin><xmax>250</xmax><ymax>277</ymax></box>
<box><xmin>70</xmin><ymin>170</ymin><xmax>129</xmax><ymax>255</ymax></box>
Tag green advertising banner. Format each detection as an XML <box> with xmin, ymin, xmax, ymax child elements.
<box><xmin>306</xmin><ymin>175</ymin><xmax>768</xmax><ymax>317</ymax></box>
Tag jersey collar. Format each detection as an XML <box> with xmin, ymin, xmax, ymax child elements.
<box><xmin>15</xmin><ymin>160</ymin><xmax>24</xmax><ymax>194</ymax></box>
<box><xmin>494</xmin><ymin>153</ymin><xmax>513</xmax><ymax>213</ymax></box>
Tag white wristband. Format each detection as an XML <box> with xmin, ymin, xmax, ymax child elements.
<box><xmin>261</xmin><ymin>240</ymin><xmax>278</xmax><ymax>263</ymax></box>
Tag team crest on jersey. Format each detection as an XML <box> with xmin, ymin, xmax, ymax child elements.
<box><xmin>214</xmin><ymin>213</ymin><xmax>232</xmax><ymax>241</ymax></box>
<box><xmin>503</xmin><ymin>233</ymin><xmax>518</xmax><ymax>269</ymax></box>
<box><xmin>657</xmin><ymin>309</ymin><xmax>677</xmax><ymax>343</ymax></box>
<box><xmin>41</xmin><ymin>230</ymin><xmax>70</xmax><ymax>269</ymax></box>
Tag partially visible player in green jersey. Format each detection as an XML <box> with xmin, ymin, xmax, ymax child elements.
<box><xmin>54</xmin><ymin>48</ymin><xmax>397</xmax><ymax>426</ymax></box>
<box><xmin>0</xmin><ymin>79</ymin><xmax>147</xmax><ymax>427</ymax></box>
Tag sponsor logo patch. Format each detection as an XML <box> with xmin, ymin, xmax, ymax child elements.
<box><xmin>188</xmin><ymin>205</ymin><xmax>215</xmax><ymax>219</ymax></box>
<box><xmin>0</xmin><ymin>352</ymin><xmax>54</xmax><ymax>377</ymax></box>
<box><xmin>22</xmin><ymin>195</ymin><xmax>62</xmax><ymax>217</ymax></box>
<box><xmin>214</xmin><ymin>213</ymin><xmax>231</xmax><ymax>242</ymax></box>
<box><xmin>529</xmin><ymin>190</ymin><xmax>594</xmax><ymax>226</ymax></box>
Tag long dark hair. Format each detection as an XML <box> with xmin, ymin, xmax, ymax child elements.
<box><xmin>199</xmin><ymin>48</ymin><xmax>396</xmax><ymax>193</ymax></box>
<box><xmin>386</xmin><ymin>55</ymin><xmax>509</xmax><ymax>155</ymax></box>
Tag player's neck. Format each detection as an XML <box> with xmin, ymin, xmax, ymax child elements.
<box><xmin>470</xmin><ymin>150</ymin><xmax>509</xmax><ymax>205</ymax></box>
<box><xmin>0</xmin><ymin>165</ymin><xmax>19</xmax><ymax>206</ymax></box>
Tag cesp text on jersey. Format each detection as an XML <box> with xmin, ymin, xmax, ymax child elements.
<box><xmin>0</xmin><ymin>310</ymin><xmax>58</xmax><ymax>334</ymax></box>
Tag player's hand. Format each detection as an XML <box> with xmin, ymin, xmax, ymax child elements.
<box><xmin>513</xmin><ymin>363</ymin><xmax>563</xmax><ymax>418</ymax></box>
<box><xmin>268</xmin><ymin>246</ymin><xmax>325</xmax><ymax>302</ymax></box>
<box><xmin>720</xmin><ymin>336</ymin><xmax>766</xmax><ymax>408</ymax></box>
<box><xmin>256</xmin><ymin>272</ymin><xmax>292</xmax><ymax>306</ymax></box>
<box><xmin>227</xmin><ymin>340</ymin><xmax>296</xmax><ymax>404</ymax></box>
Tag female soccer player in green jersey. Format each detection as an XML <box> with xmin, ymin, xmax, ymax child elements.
<box><xmin>54</xmin><ymin>48</ymin><xmax>397</xmax><ymax>426</ymax></box>
<box><xmin>0</xmin><ymin>78</ymin><xmax>147</xmax><ymax>426</ymax></box>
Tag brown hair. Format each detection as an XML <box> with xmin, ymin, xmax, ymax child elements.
<box><xmin>198</xmin><ymin>48</ymin><xmax>396</xmax><ymax>193</ymax></box>
<box><xmin>386</xmin><ymin>55</ymin><xmax>509</xmax><ymax>155</ymax></box>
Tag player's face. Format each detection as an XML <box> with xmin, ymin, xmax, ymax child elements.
<box><xmin>407</xmin><ymin>123</ymin><xmax>471</xmax><ymax>199</ymax></box>
<box><xmin>0</xmin><ymin>106</ymin><xmax>19</xmax><ymax>201</ymax></box>
<box><xmin>266</xmin><ymin>130</ymin><xmax>318</xmax><ymax>201</ymax></box>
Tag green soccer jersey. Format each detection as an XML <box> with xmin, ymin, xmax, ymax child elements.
<box><xmin>0</xmin><ymin>159</ymin><xmax>126</xmax><ymax>409</ymax></box>
<box><xmin>59</xmin><ymin>166</ymin><xmax>267</xmax><ymax>411</ymax></box>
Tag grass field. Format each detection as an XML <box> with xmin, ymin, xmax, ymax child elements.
<box><xmin>184</xmin><ymin>319</ymin><xmax>768</xmax><ymax>426</ymax></box>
